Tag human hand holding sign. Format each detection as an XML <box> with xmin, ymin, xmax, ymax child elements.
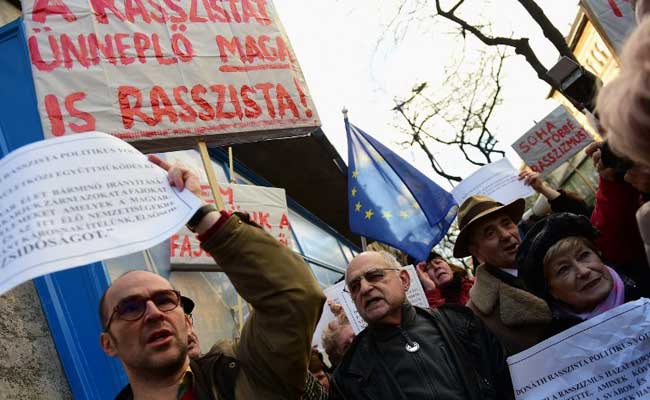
<box><xmin>148</xmin><ymin>154</ymin><xmax>220</xmax><ymax>235</ymax></box>
<box><xmin>148</xmin><ymin>154</ymin><xmax>203</xmax><ymax>200</ymax></box>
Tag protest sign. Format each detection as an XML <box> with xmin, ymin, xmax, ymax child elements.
<box><xmin>508</xmin><ymin>298</ymin><xmax>650</xmax><ymax>400</ymax></box>
<box><xmin>512</xmin><ymin>106</ymin><xmax>593</xmax><ymax>177</ymax></box>
<box><xmin>311</xmin><ymin>265</ymin><xmax>429</xmax><ymax>349</ymax></box>
<box><xmin>581</xmin><ymin>0</ymin><xmax>636</xmax><ymax>57</ymax></box>
<box><xmin>20</xmin><ymin>0</ymin><xmax>320</xmax><ymax>153</ymax></box>
<box><xmin>0</xmin><ymin>132</ymin><xmax>201</xmax><ymax>296</ymax></box>
<box><xmin>451</xmin><ymin>158</ymin><xmax>535</xmax><ymax>206</ymax></box>
<box><xmin>171</xmin><ymin>183</ymin><xmax>292</xmax><ymax>265</ymax></box>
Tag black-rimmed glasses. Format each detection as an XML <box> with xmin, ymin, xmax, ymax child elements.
<box><xmin>344</xmin><ymin>268</ymin><xmax>401</xmax><ymax>296</ymax></box>
<box><xmin>103</xmin><ymin>289</ymin><xmax>181</xmax><ymax>332</ymax></box>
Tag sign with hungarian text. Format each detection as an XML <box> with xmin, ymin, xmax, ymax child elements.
<box><xmin>21</xmin><ymin>0</ymin><xmax>320</xmax><ymax>152</ymax></box>
<box><xmin>581</xmin><ymin>0</ymin><xmax>636</xmax><ymax>56</ymax></box>
<box><xmin>508</xmin><ymin>298</ymin><xmax>650</xmax><ymax>400</ymax></box>
<box><xmin>512</xmin><ymin>106</ymin><xmax>593</xmax><ymax>177</ymax></box>
<box><xmin>171</xmin><ymin>182</ymin><xmax>292</xmax><ymax>265</ymax></box>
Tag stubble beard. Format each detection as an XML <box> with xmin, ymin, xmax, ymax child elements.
<box><xmin>131</xmin><ymin>337</ymin><xmax>189</xmax><ymax>381</ymax></box>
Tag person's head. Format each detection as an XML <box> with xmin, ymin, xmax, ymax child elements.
<box><xmin>99</xmin><ymin>270</ymin><xmax>190</xmax><ymax>379</ymax></box>
<box><xmin>309</xmin><ymin>347</ymin><xmax>330</xmax><ymax>391</ymax></box>
<box><xmin>453</xmin><ymin>195</ymin><xmax>525</xmax><ymax>269</ymax></box>
<box><xmin>518</xmin><ymin>213</ymin><xmax>613</xmax><ymax>313</ymax></box>
<box><xmin>425</xmin><ymin>251</ymin><xmax>454</xmax><ymax>287</ymax></box>
<box><xmin>597</xmin><ymin>17</ymin><xmax>650</xmax><ymax>169</ymax></box>
<box><xmin>180</xmin><ymin>295</ymin><xmax>201</xmax><ymax>359</ymax></box>
<box><xmin>345</xmin><ymin>251</ymin><xmax>409</xmax><ymax>326</ymax></box>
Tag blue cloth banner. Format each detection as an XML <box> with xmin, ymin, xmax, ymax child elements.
<box><xmin>346</xmin><ymin>119</ymin><xmax>458</xmax><ymax>261</ymax></box>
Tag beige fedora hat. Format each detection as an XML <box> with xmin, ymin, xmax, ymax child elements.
<box><xmin>453</xmin><ymin>195</ymin><xmax>525</xmax><ymax>258</ymax></box>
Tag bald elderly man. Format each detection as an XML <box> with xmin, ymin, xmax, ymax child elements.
<box><xmin>330</xmin><ymin>251</ymin><xmax>514</xmax><ymax>400</ymax></box>
<box><xmin>98</xmin><ymin>156</ymin><xmax>325</xmax><ymax>400</ymax></box>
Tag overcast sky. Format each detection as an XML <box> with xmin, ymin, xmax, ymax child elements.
<box><xmin>272</xmin><ymin>0</ymin><xmax>579</xmax><ymax>189</ymax></box>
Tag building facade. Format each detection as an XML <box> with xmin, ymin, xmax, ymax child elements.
<box><xmin>0</xmin><ymin>4</ymin><xmax>357</xmax><ymax>398</ymax></box>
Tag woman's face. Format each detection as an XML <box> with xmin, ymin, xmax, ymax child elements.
<box><xmin>426</xmin><ymin>257</ymin><xmax>454</xmax><ymax>288</ymax></box>
<box><xmin>544</xmin><ymin>242</ymin><xmax>612</xmax><ymax>313</ymax></box>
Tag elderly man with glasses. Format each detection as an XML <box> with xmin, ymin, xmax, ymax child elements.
<box><xmin>98</xmin><ymin>156</ymin><xmax>325</xmax><ymax>400</ymax></box>
<box><xmin>330</xmin><ymin>250</ymin><xmax>514</xmax><ymax>400</ymax></box>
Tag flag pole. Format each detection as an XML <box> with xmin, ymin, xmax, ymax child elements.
<box><xmin>227</xmin><ymin>146</ymin><xmax>245</xmax><ymax>332</ymax></box>
<box><xmin>343</xmin><ymin>106</ymin><xmax>368</xmax><ymax>251</ymax></box>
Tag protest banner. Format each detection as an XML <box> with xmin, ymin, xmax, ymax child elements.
<box><xmin>581</xmin><ymin>0</ymin><xmax>636</xmax><ymax>57</ymax></box>
<box><xmin>311</xmin><ymin>265</ymin><xmax>429</xmax><ymax>349</ymax></box>
<box><xmin>451</xmin><ymin>158</ymin><xmax>535</xmax><ymax>206</ymax></box>
<box><xmin>508</xmin><ymin>298</ymin><xmax>650</xmax><ymax>400</ymax></box>
<box><xmin>512</xmin><ymin>106</ymin><xmax>594</xmax><ymax>177</ymax></box>
<box><xmin>171</xmin><ymin>182</ymin><xmax>292</xmax><ymax>265</ymax></box>
<box><xmin>0</xmin><ymin>132</ymin><xmax>202</xmax><ymax>296</ymax></box>
<box><xmin>20</xmin><ymin>0</ymin><xmax>320</xmax><ymax>153</ymax></box>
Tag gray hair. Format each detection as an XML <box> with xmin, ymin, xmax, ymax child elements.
<box><xmin>378</xmin><ymin>250</ymin><xmax>401</xmax><ymax>269</ymax></box>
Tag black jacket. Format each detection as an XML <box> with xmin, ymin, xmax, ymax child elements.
<box><xmin>330</xmin><ymin>304</ymin><xmax>514</xmax><ymax>400</ymax></box>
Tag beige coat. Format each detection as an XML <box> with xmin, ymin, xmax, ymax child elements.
<box><xmin>466</xmin><ymin>266</ymin><xmax>552</xmax><ymax>355</ymax></box>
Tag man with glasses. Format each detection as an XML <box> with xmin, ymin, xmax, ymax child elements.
<box><xmin>99</xmin><ymin>156</ymin><xmax>326</xmax><ymax>400</ymax></box>
<box><xmin>330</xmin><ymin>251</ymin><xmax>514</xmax><ymax>399</ymax></box>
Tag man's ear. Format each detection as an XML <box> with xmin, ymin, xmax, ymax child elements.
<box><xmin>100</xmin><ymin>332</ymin><xmax>117</xmax><ymax>357</ymax></box>
<box><xmin>399</xmin><ymin>269</ymin><xmax>410</xmax><ymax>291</ymax></box>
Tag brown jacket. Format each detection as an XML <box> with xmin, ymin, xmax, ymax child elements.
<box><xmin>466</xmin><ymin>266</ymin><xmax>551</xmax><ymax>355</ymax></box>
<box><xmin>202</xmin><ymin>214</ymin><xmax>326</xmax><ymax>399</ymax></box>
<box><xmin>117</xmin><ymin>213</ymin><xmax>326</xmax><ymax>400</ymax></box>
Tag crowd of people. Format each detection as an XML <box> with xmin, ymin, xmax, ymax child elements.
<box><xmin>95</xmin><ymin>4</ymin><xmax>650</xmax><ymax>399</ymax></box>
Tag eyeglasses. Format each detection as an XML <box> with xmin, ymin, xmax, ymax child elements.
<box><xmin>344</xmin><ymin>268</ymin><xmax>400</xmax><ymax>296</ymax></box>
<box><xmin>103</xmin><ymin>289</ymin><xmax>181</xmax><ymax>332</ymax></box>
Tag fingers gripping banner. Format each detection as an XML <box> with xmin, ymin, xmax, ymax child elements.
<box><xmin>21</xmin><ymin>0</ymin><xmax>320</xmax><ymax>152</ymax></box>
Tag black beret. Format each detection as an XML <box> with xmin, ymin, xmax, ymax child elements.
<box><xmin>181</xmin><ymin>295</ymin><xmax>195</xmax><ymax>315</ymax></box>
<box><xmin>517</xmin><ymin>213</ymin><xmax>599</xmax><ymax>299</ymax></box>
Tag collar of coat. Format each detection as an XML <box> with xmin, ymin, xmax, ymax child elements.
<box><xmin>469</xmin><ymin>265</ymin><xmax>551</xmax><ymax>326</ymax></box>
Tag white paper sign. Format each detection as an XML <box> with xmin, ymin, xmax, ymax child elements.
<box><xmin>582</xmin><ymin>0</ymin><xmax>636</xmax><ymax>56</ymax></box>
<box><xmin>508</xmin><ymin>299</ymin><xmax>650</xmax><ymax>400</ymax></box>
<box><xmin>0</xmin><ymin>132</ymin><xmax>201</xmax><ymax>295</ymax></box>
<box><xmin>512</xmin><ymin>106</ymin><xmax>593</xmax><ymax>177</ymax></box>
<box><xmin>21</xmin><ymin>0</ymin><xmax>320</xmax><ymax>150</ymax></box>
<box><xmin>171</xmin><ymin>183</ymin><xmax>292</xmax><ymax>265</ymax></box>
<box><xmin>311</xmin><ymin>265</ymin><xmax>429</xmax><ymax>348</ymax></box>
<box><xmin>451</xmin><ymin>158</ymin><xmax>534</xmax><ymax>206</ymax></box>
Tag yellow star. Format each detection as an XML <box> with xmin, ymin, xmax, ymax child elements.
<box><xmin>365</xmin><ymin>209</ymin><xmax>374</xmax><ymax>219</ymax></box>
<box><xmin>352</xmin><ymin>170</ymin><xmax>359</xmax><ymax>178</ymax></box>
<box><xmin>400</xmin><ymin>210</ymin><xmax>409</xmax><ymax>219</ymax></box>
<box><xmin>351</xmin><ymin>187</ymin><xmax>357</xmax><ymax>197</ymax></box>
<box><xmin>382</xmin><ymin>211</ymin><xmax>393</xmax><ymax>219</ymax></box>
<box><xmin>412</xmin><ymin>201</ymin><xmax>420</xmax><ymax>209</ymax></box>
<box><xmin>355</xmin><ymin>202</ymin><xmax>362</xmax><ymax>212</ymax></box>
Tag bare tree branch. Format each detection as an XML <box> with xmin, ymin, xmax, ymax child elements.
<box><xmin>393</xmin><ymin>50</ymin><xmax>508</xmax><ymax>183</ymax></box>
<box><xmin>433</xmin><ymin>0</ymin><xmax>570</xmax><ymax>91</ymax></box>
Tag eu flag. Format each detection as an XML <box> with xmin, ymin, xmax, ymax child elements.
<box><xmin>346</xmin><ymin>118</ymin><xmax>458</xmax><ymax>261</ymax></box>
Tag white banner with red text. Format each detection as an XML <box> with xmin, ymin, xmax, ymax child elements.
<box><xmin>171</xmin><ymin>182</ymin><xmax>292</xmax><ymax>265</ymax></box>
<box><xmin>512</xmin><ymin>106</ymin><xmax>593</xmax><ymax>177</ymax></box>
<box><xmin>20</xmin><ymin>0</ymin><xmax>320</xmax><ymax>152</ymax></box>
<box><xmin>581</xmin><ymin>0</ymin><xmax>636</xmax><ymax>56</ymax></box>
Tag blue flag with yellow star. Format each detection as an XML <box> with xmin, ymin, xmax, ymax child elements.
<box><xmin>346</xmin><ymin>119</ymin><xmax>458</xmax><ymax>261</ymax></box>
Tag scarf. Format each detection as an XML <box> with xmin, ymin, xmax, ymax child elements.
<box><xmin>553</xmin><ymin>266</ymin><xmax>625</xmax><ymax>321</ymax></box>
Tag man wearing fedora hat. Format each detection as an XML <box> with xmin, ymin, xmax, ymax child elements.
<box><xmin>454</xmin><ymin>195</ymin><xmax>552</xmax><ymax>355</ymax></box>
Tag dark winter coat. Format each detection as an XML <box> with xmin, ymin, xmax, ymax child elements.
<box><xmin>330</xmin><ymin>303</ymin><xmax>514</xmax><ymax>400</ymax></box>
